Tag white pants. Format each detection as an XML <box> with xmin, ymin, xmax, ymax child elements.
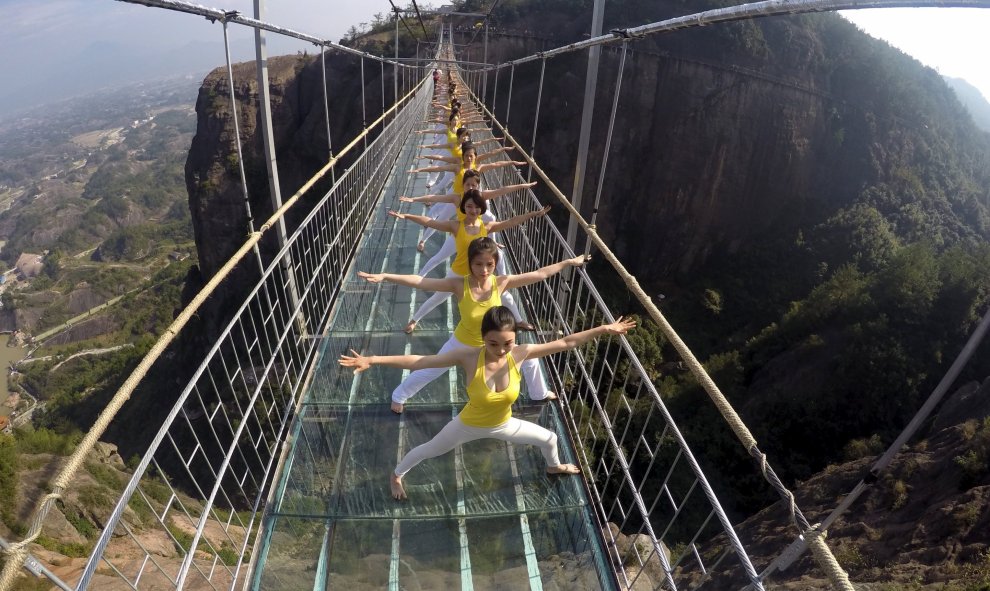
<box><xmin>391</xmin><ymin>334</ymin><xmax>551</xmax><ymax>403</ymax></box>
<box><xmin>395</xmin><ymin>416</ymin><xmax>561</xmax><ymax>476</ymax></box>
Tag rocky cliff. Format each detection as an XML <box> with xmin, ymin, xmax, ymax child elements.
<box><xmin>184</xmin><ymin>51</ymin><xmax>397</xmax><ymax>333</ymax></box>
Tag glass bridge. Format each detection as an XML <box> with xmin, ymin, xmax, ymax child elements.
<box><xmin>250</xmin><ymin>124</ymin><xmax>614</xmax><ymax>590</ymax></box>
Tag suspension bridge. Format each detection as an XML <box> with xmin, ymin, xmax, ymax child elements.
<box><xmin>3</xmin><ymin>1</ymin><xmax>990</xmax><ymax>590</ymax></box>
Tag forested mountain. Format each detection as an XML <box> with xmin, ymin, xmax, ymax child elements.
<box><xmin>945</xmin><ymin>75</ymin><xmax>990</xmax><ymax>132</ymax></box>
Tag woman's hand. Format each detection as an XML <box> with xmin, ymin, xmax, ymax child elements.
<box><xmin>602</xmin><ymin>316</ymin><xmax>636</xmax><ymax>335</ymax></box>
<box><xmin>399</xmin><ymin>196</ymin><xmax>415</xmax><ymax>203</ymax></box>
<box><xmin>339</xmin><ymin>349</ymin><xmax>372</xmax><ymax>374</ymax></box>
<box><xmin>568</xmin><ymin>254</ymin><xmax>591</xmax><ymax>267</ymax></box>
<box><xmin>387</xmin><ymin>210</ymin><xmax>406</xmax><ymax>220</ymax></box>
<box><xmin>358</xmin><ymin>271</ymin><xmax>385</xmax><ymax>283</ymax></box>
<box><xmin>530</xmin><ymin>205</ymin><xmax>551</xmax><ymax>220</ymax></box>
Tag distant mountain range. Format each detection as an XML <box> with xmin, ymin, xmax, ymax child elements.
<box><xmin>0</xmin><ymin>39</ymin><xmax>245</xmax><ymax>119</ymax></box>
<box><xmin>945</xmin><ymin>76</ymin><xmax>990</xmax><ymax>133</ymax></box>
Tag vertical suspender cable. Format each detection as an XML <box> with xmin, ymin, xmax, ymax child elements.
<box><xmin>586</xmin><ymin>41</ymin><xmax>627</xmax><ymax>257</ymax></box>
<box><xmin>381</xmin><ymin>59</ymin><xmax>386</xmax><ymax>124</ymax></box>
<box><xmin>492</xmin><ymin>67</ymin><xmax>500</xmax><ymax>118</ymax></box>
<box><xmin>526</xmin><ymin>57</ymin><xmax>547</xmax><ymax>183</ymax></box>
<box><xmin>394</xmin><ymin>7</ymin><xmax>400</xmax><ymax>109</ymax></box>
<box><xmin>360</xmin><ymin>57</ymin><xmax>368</xmax><ymax>150</ymax></box>
<box><xmin>505</xmin><ymin>63</ymin><xmax>515</xmax><ymax>124</ymax></box>
<box><xmin>319</xmin><ymin>45</ymin><xmax>336</xmax><ymax>183</ymax></box>
<box><xmin>482</xmin><ymin>23</ymin><xmax>489</xmax><ymax>102</ymax></box>
<box><xmin>223</xmin><ymin>18</ymin><xmax>265</xmax><ymax>271</ymax></box>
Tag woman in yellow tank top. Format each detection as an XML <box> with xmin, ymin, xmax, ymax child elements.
<box><xmin>389</xmin><ymin>190</ymin><xmax>548</xmax><ymax>335</ymax></box>
<box><xmin>362</xmin><ymin>234</ymin><xmax>564</xmax><ymax>413</ymax></box>
<box><xmin>340</xmin><ymin>306</ymin><xmax>636</xmax><ymax>500</ymax></box>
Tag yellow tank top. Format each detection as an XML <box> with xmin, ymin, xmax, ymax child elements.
<box><xmin>459</xmin><ymin>349</ymin><xmax>520</xmax><ymax>427</ymax></box>
<box><xmin>451</xmin><ymin>218</ymin><xmax>487</xmax><ymax>276</ymax></box>
<box><xmin>453</xmin><ymin>165</ymin><xmax>478</xmax><ymax>196</ymax></box>
<box><xmin>453</xmin><ymin>275</ymin><xmax>500</xmax><ymax>347</ymax></box>
<box><xmin>446</xmin><ymin>128</ymin><xmax>458</xmax><ymax>147</ymax></box>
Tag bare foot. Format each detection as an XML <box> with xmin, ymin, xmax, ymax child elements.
<box><xmin>391</xmin><ymin>401</ymin><xmax>404</xmax><ymax>414</ymax></box>
<box><xmin>542</xmin><ymin>392</ymin><xmax>558</xmax><ymax>401</ymax></box>
<box><xmin>390</xmin><ymin>473</ymin><xmax>407</xmax><ymax>500</ymax></box>
<box><xmin>417</xmin><ymin>241</ymin><xmax>426</xmax><ymax>253</ymax></box>
<box><xmin>404</xmin><ymin>319</ymin><xmax>417</xmax><ymax>334</ymax></box>
<box><xmin>547</xmin><ymin>463</ymin><xmax>581</xmax><ymax>475</ymax></box>
<box><xmin>516</xmin><ymin>321</ymin><xmax>536</xmax><ymax>332</ymax></box>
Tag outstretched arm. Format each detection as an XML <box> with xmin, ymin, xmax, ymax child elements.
<box><xmin>487</xmin><ymin>205</ymin><xmax>550</xmax><ymax>234</ymax></box>
<box><xmin>501</xmin><ymin>254</ymin><xmax>588</xmax><ymax>291</ymax></box>
<box><xmin>409</xmin><ymin>163</ymin><xmax>458</xmax><ymax>174</ymax></box>
<box><xmin>357</xmin><ymin>271</ymin><xmax>460</xmax><ymax>293</ymax></box>
<box><xmin>399</xmin><ymin>192</ymin><xmax>459</xmax><ymax>205</ymax></box>
<box><xmin>481</xmin><ymin>181</ymin><xmax>536</xmax><ymax>201</ymax></box>
<box><xmin>340</xmin><ymin>347</ymin><xmax>466</xmax><ymax>373</ymax></box>
<box><xmin>471</xmin><ymin>137</ymin><xmax>504</xmax><ymax>147</ymax></box>
<box><xmin>477</xmin><ymin>160</ymin><xmax>526</xmax><ymax>173</ymax></box>
<box><xmin>419</xmin><ymin>153</ymin><xmax>460</xmax><ymax>164</ymax></box>
<box><xmin>476</xmin><ymin>146</ymin><xmax>516</xmax><ymax>163</ymax></box>
<box><xmin>515</xmin><ymin>317</ymin><xmax>637</xmax><ymax>362</ymax></box>
<box><xmin>388</xmin><ymin>210</ymin><xmax>458</xmax><ymax>233</ymax></box>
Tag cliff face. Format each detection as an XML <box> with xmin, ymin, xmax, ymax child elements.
<box><xmin>184</xmin><ymin>52</ymin><xmax>395</xmax><ymax>332</ymax></box>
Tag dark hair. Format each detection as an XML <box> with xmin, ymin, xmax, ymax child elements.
<box><xmin>481</xmin><ymin>306</ymin><xmax>516</xmax><ymax>336</ymax></box>
<box><xmin>460</xmin><ymin>142</ymin><xmax>476</xmax><ymax>158</ymax></box>
<box><xmin>468</xmin><ymin>236</ymin><xmax>500</xmax><ymax>267</ymax></box>
<box><xmin>448</xmin><ymin>109</ymin><xmax>460</xmax><ymax>123</ymax></box>
<box><xmin>456</xmin><ymin>127</ymin><xmax>470</xmax><ymax>139</ymax></box>
<box><xmin>462</xmin><ymin>169</ymin><xmax>482</xmax><ymax>184</ymax></box>
<box><xmin>459</xmin><ymin>189</ymin><xmax>487</xmax><ymax>215</ymax></box>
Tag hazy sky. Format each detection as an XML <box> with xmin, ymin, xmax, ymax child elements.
<box><xmin>2</xmin><ymin>2</ymin><xmax>989</xmax><ymax>115</ymax></box>
<box><xmin>839</xmin><ymin>7</ymin><xmax>990</xmax><ymax>102</ymax></box>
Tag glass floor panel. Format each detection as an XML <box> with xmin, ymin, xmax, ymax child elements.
<box><xmin>252</xmin><ymin>108</ymin><xmax>616</xmax><ymax>590</ymax></box>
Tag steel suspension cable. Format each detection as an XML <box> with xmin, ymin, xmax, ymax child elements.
<box><xmin>462</xmin><ymin>86</ymin><xmax>855</xmax><ymax>591</ymax></box>
<box><xmin>505</xmin><ymin>63</ymin><xmax>515</xmax><ymax>124</ymax></box>
<box><xmin>387</xmin><ymin>0</ymin><xmax>422</xmax><ymax>43</ymax></box>
<box><xmin>411</xmin><ymin>0</ymin><xmax>429</xmax><ymax>38</ymax></box>
<box><xmin>0</xmin><ymin>77</ymin><xmax>427</xmax><ymax>591</ymax></box>
<box><xmin>117</xmin><ymin>0</ymin><xmax>415</xmax><ymax>67</ymax></box>
<box><xmin>361</xmin><ymin>57</ymin><xmax>368</xmax><ymax>150</ymax></box>
<box><xmin>381</xmin><ymin>59</ymin><xmax>386</xmax><ymax>122</ymax></box>
<box><xmin>585</xmin><ymin>41</ymin><xmax>628</xmax><ymax>257</ymax></box>
<box><xmin>525</xmin><ymin>57</ymin><xmax>547</xmax><ymax>183</ymax></box>
<box><xmin>319</xmin><ymin>47</ymin><xmax>336</xmax><ymax>182</ymax></box>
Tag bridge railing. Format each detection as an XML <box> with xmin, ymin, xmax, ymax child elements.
<box><xmin>72</xmin><ymin>76</ymin><xmax>431</xmax><ymax>591</ymax></box>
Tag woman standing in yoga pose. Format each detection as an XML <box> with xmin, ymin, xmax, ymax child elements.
<box><xmin>340</xmin><ymin>306</ymin><xmax>636</xmax><ymax>499</ymax></box>
<box><xmin>389</xmin><ymin>190</ymin><xmax>544</xmax><ymax>333</ymax></box>
<box><xmin>400</xmin><ymin>169</ymin><xmax>534</xmax><ymax>275</ymax></box>
<box><xmin>357</xmin><ymin>236</ymin><xmax>576</xmax><ymax>412</ymax></box>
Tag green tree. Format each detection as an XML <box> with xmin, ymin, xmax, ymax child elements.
<box><xmin>0</xmin><ymin>434</ymin><xmax>20</xmax><ymax>525</ymax></box>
